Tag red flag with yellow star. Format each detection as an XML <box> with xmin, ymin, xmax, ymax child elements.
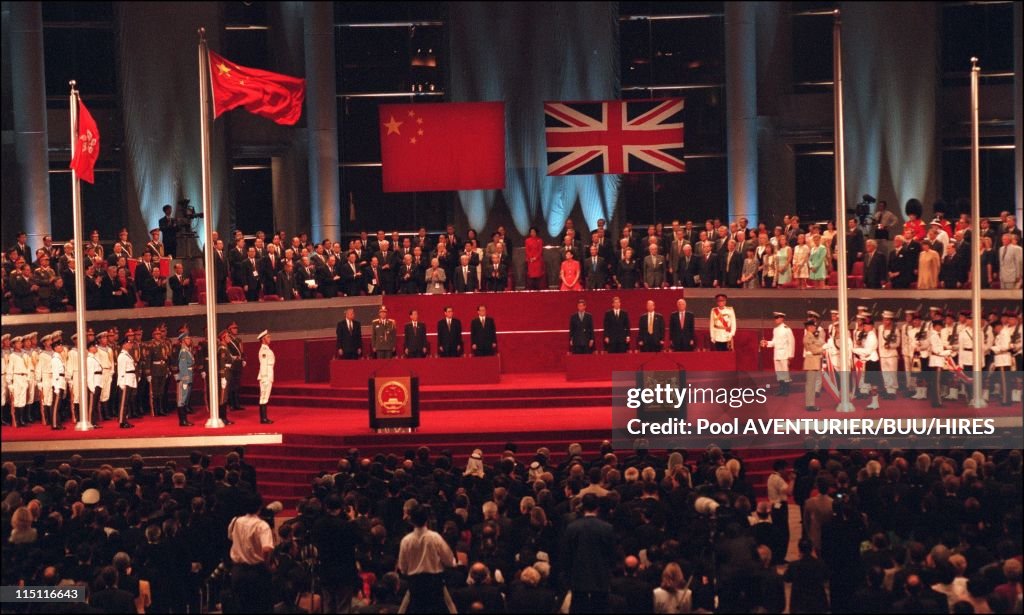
<box><xmin>208</xmin><ymin>50</ymin><xmax>305</xmax><ymax>125</ymax></box>
<box><xmin>379</xmin><ymin>102</ymin><xmax>505</xmax><ymax>192</ymax></box>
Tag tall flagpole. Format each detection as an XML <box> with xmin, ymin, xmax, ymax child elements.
<box><xmin>833</xmin><ymin>10</ymin><xmax>854</xmax><ymax>412</ymax></box>
<box><xmin>198</xmin><ymin>28</ymin><xmax>223</xmax><ymax>428</ymax></box>
<box><xmin>69</xmin><ymin>81</ymin><xmax>92</xmax><ymax>431</ymax></box>
<box><xmin>969</xmin><ymin>57</ymin><xmax>986</xmax><ymax>408</ymax></box>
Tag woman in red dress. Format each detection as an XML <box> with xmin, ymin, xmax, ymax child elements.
<box><xmin>560</xmin><ymin>250</ymin><xmax>582</xmax><ymax>291</ymax></box>
<box><xmin>525</xmin><ymin>226</ymin><xmax>546</xmax><ymax>290</ymax></box>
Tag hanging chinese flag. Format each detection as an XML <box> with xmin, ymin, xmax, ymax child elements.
<box><xmin>70</xmin><ymin>98</ymin><xmax>100</xmax><ymax>184</ymax></box>
<box><xmin>208</xmin><ymin>50</ymin><xmax>305</xmax><ymax>125</ymax></box>
<box><xmin>379</xmin><ymin>102</ymin><xmax>505</xmax><ymax>192</ymax></box>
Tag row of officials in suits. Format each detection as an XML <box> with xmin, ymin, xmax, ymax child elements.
<box><xmin>334</xmin><ymin>295</ymin><xmax>738</xmax><ymax>359</ymax></box>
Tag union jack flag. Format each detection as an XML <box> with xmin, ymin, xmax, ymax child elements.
<box><xmin>544</xmin><ymin>99</ymin><xmax>685</xmax><ymax>176</ymax></box>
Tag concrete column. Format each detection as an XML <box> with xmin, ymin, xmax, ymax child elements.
<box><xmin>268</xmin><ymin>1</ymin><xmax>309</xmax><ymax>234</ymax></box>
<box><xmin>725</xmin><ymin>1</ymin><xmax>758</xmax><ymax>227</ymax></box>
<box><xmin>9</xmin><ymin>1</ymin><xmax>51</xmax><ymax>244</ymax></box>
<box><xmin>303</xmin><ymin>1</ymin><xmax>340</xmax><ymax>243</ymax></box>
<box><xmin>1015</xmin><ymin>1</ymin><xmax>1022</xmax><ymax>222</ymax></box>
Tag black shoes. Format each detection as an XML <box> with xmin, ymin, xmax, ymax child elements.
<box><xmin>120</xmin><ymin>421</ymin><xmax>134</xmax><ymax>429</ymax></box>
<box><xmin>805</xmin><ymin>406</ymin><xmax>820</xmax><ymax>412</ymax></box>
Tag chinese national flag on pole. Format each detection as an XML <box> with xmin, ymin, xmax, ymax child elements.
<box><xmin>70</xmin><ymin>98</ymin><xmax>100</xmax><ymax>184</ymax></box>
<box><xmin>379</xmin><ymin>102</ymin><xmax>505</xmax><ymax>192</ymax></box>
<box><xmin>208</xmin><ymin>50</ymin><xmax>305</xmax><ymax>125</ymax></box>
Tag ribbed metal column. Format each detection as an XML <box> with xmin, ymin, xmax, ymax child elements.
<box><xmin>9</xmin><ymin>1</ymin><xmax>51</xmax><ymax>244</ymax></box>
<box><xmin>725</xmin><ymin>1</ymin><xmax>758</xmax><ymax>227</ymax></box>
<box><xmin>303</xmin><ymin>1</ymin><xmax>340</xmax><ymax>243</ymax></box>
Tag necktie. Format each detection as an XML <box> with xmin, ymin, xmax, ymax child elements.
<box><xmin>348</xmin><ymin>320</ymin><xmax>352</xmax><ymax>332</ymax></box>
<box><xmin>615</xmin><ymin>310</ymin><xmax>619</xmax><ymax>318</ymax></box>
<box><xmin>647</xmin><ymin>315</ymin><xmax>653</xmax><ymax>334</ymax></box>
<box><xmin>447</xmin><ymin>319</ymin><xmax>451</xmax><ymax>329</ymax></box>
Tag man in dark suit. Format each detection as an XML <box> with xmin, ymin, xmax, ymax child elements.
<box><xmin>212</xmin><ymin>239</ymin><xmax>230</xmax><ymax>303</ymax></box>
<box><xmin>452</xmin><ymin>563</ymin><xmax>506</xmax><ymax>614</ymax></box>
<box><xmin>135</xmin><ymin>251</ymin><xmax>164</xmax><ymax>306</ymax></box>
<box><xmin>610</xmin><ymin>556</ymin><xmax>655</xmax><ymax>614</ymax></box>
<box><xmin>362</xmin><ymin>257</ymin><xmax>384</xmax><ymax>296</ymax></box>
<box><xmin>453</xmin><ymin>255</ymin><xmax>478</xmax><ymax>293</ymax></box>
<box><xmin>159</xmin><ymin>204</ymin><xmax>178</xmax><ymax>257</ymax></box>
<box><xmin>470</xmin><ymin>304</ymin><xmax>498</xmax><ymax>356</ymax></box>
<box><xmin>719</xmin><ymin>239</ymin><xmax>743</xmax><ymax>288</ymax></box>
<box><xmin>91</xmin><ymin>566</ymin><xmax>137</xmax><ymax>614</ymax></box>
<box><xmin>560</xmin><ymin>494</ymin><xmax>616</xmax><ymax>614</ymax></box>
<box><xmin>375</xmin><ymin>240</ymin><xmax>398</xmax><ymax>295</ymax></box>
<box><xmin>675</xmin><ymin>243</ymin><xmax>698</xmax><ymax>287</ymax></box>
<box><xmin>275</xmin><ymin>260</ymin><xmax>300</xmax><ymax>300</ymax></box>
<box><xmin>335</xmin><ymin>308</ymin><xmax>362</xmax><ymax>359</ymax></box>
<box><xmin>861</xmin><ymin>239</ymin><xmax>888</xmax><ymax>288</ymax></box>
<box><xmin>240</xmin><ymin>247</ymin><xmax>261</xmax><ymax>301</ymax></box>
<box><xmin>669</xmin><ymin>298</ymin><xmax>696</xmax><ymax>351</ymax></box>
<box><xmin>886</xmin><ymin>235</ymin><xmax>916</xmax><ymax>289</ymax></box>
<box><xmin>585</xmin><ymin>245</ymin><xmax>607</xmax><ymax>290</ymax></box>
<box><xmin>569</xmin><ymin>299</ymin><xmax>595</xmax><ymax>354</ymax></box>
<box><xmin>698</xmin><ymin>242</ymin><xmax>719</xmax><ymax>288</ymax></box>
<box><xmin>603</xmin><ymin>296</ymin><xmax>631</xmax><ymax>353</ymax></box>
<box><xmin>12</xmin><ymin>231</ymin><xmax>31</xmax><ymax>263</ymax></box>
<box><xmin>637</xmin><ymin>300</ymin><xmax>665</xmax><ymax>352</ymax></box>
<box><xmin>260</xmin><ymin>245</ymin><xmax>282</xmax><ymax>295</ymax></box>
<box><xmin>436</xmin><ymin>306</ymin><xmax>463</xmax><ymax>357</ymax></box>
<box><xmin>404</xmin><ymin>310</ymin><xmax>429</xmax><ymax>358</ymax></box>
<box><xmin>228</xmin><ymin>238</ymin><xmax>247</xmax><ymax>288</ymax></box>
<box><xmin>340</xmin><ymin>252</ymin><xmax>363</xmax><ymax>296</ymax></box>
<box><xmin>296</xmin><ymin>257</ymin><xmax>319</xmax><ymax>299</ymax></box>
<box><xmin>483</xmin><ymin>252</ymin><xmax>507</xmax><ymax>292</ymax></box>
<box><xmin>168</xmin><ymin>262</ymin><xmax>190</xmax><ymax>305</ymax></box>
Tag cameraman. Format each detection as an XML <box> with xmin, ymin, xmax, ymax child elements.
<box><xmin>227</xmin><ymin>491</ymin><xmax>275</xmax><ymax>613</ymax></box>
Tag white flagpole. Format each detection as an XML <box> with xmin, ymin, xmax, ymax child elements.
<box><xmin>198</xmin><ymin>28</ymin><xmax>223</xmax><ymax>428</ymax></box>
<box><xmin>969</xmin><ymin>58</ymin><xmax>986</xmax><ymax>408</ymax></box>
<box><xmin>69</xmin><ymin>81</ymin><xmax>92</xmax><ymax>431</ymax></box>
<box><xmin>832</xmin><ymin>10</ymin><xmax>854</xmax><ymax>412</ymax></box>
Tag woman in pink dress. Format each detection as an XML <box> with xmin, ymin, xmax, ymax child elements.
<box><xmin>559</xmin><ymin>250</ymin><xmax>582</xmax><ymax>291</ymax></box>
<box><xmin>524</xmin><ymin>226</ymin><xmax>545</xmax><ymax>290</ymax></box>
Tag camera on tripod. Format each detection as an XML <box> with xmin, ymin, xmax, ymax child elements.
<box><xmin>855</xmin><ymin>194</ymin><xmax>876</xmax><ymax>227</ymax></box>
<box><xmin>179</xmin><ymin>198</ymin><xmax>204</xmax><ymax>220</ymax></box>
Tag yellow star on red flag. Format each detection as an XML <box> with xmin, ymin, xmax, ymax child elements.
<box><xmin>383</xmin><ymin>115</ymin><xmax>403</xmax><ymax>136</ymax></box>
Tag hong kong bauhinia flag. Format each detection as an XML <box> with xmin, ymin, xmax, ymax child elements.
<box><xmin>544</xmin><ymin>99</ymin><xmax>685</xmax><ymax>175</ymax></box>
<box><xmin>208</xmin><ymin>50</ymin><xmax>305</xmax><ymax>125</ymax></box>
<box><xmin>379</xmin><ymin>102</ymin><xmax>505</xmax><ymax>192</ymax></box>
<box><xmin>70</xmin><ymin>98</ymin><xmax>100</xmax><ymax>184</ymax></box>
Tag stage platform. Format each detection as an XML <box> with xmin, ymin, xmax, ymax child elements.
<box><xmin>330</xmin><ymin>355</ymin><xmax>501</xmax><ymax>386</ymax></box>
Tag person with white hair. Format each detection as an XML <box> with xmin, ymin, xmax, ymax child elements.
<box><xmin>464</xmin><ymin>449</ymin><xmax>486</xmax><ymax>478</ymax></box>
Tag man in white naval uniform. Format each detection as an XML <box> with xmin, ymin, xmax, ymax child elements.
<box><xmin>116</xmin><ymin>337</ymin><xmax>137</xmax><ymax>429</ymax></box>
<box><xmin>257</xmin><ymin>330</ymin><xmax>275</xmax><ymax>424</ymax></box>
<box><xmin>51</xmin><ymin>339</ymin><xmax>67</xmax><ymax>430</ymax></box>
<box><xmin>877</xmin><ymin>311</ymin><xmax>900</xmax><ymax>399</ymax></box>
<box><xmin>761</xmin><ymin>311</ymin><xmax>795</xmax><ymax>395</ymax></box>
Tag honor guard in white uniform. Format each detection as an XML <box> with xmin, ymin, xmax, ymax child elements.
<box><xmin>24</xmin><ymin>332</ymin><xmax>38</xmax><ymax>422</ymax></box>
<box><xmin>941</xmin><ymin>312</ymin><xmax>959</xmax><ymax>400</ymax></box>
<box><xmin>852</xmin><ymin>316</ymin><xmax>881</xmax><ymax>410</ymax></box>
<box><xmin>824</xmin><ymin>310</ymin><xmax>851</xmax><ymax>372</ymax></box>
<box><xmin>877</xmin><ymin>311</ymin><xmax>900</xmax><ymax>399</ymax></box>
<box><xmin>927</xmin><ymin>319</ymin><xmax>952</xmax><ymax>408</ymax></box>
<box><xmin>955</xmin><ymin>311</ymin><xmax>981</xmax><ymax>401</ymax></box>
<box><xmin>990</xmin><ymin>311</ymin><xmax>1018</xmax><ymax>406</ymax></box>
<box><xmin>762</xmin><ymin>312</ymin><xmax>795</xmax><ymax>395</ymax></box>
<box><xmin>37</xmin><ymin>334</ymin><xmax>54</xmax><ymax>426</ymax></box>
<box><xmin>51</xmin><ymin>338</ymin><xmax>67</xmax><ymax>429</ymax></box>
<box><xmin>8</xmin><ymin>336</ymin><xmax>29</xmax><ymax>427</ymax></box>
<box><xmin>900</xmin><ymin>310</ymin><xmax>919</xmax><ymax>395</ymax></box>
<box><xmin>66</xmin><ymin>334</ymin><xmax>80</xmax><ymax>421</ymax></box>
<box><xmin>97</xmin><ymin>330</ymin><xmax>114</xmax><ymax>420</ymax></box>
<box><xmin>86</xmin><ymin>340</ymin><xmax>104</xmax><ymax>428</ymax></box>
<box><xmin>257</xmin><ymin>330</ymin><xmax>275</xmax><ymax>424</ymax></box>
<box><xmin>710</xmin><ymin>294</ymin><xmax>736</xmax><ymax>351</ymax></box>
<box><xmin>116</xmin><ymin>336</ymin><xmax>137</xmax><ymax>429</ymax></box>
<box><xmin>1</xmin><ymin>333</ymin><xmax>9</xmax><ymax>425</ymax></box>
